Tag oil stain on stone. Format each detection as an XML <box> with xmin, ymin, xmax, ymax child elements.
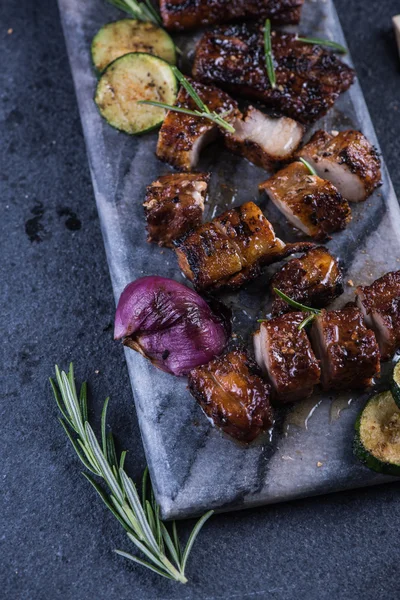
<box><xmin>57</xmin><ymin>206</ymin><xmax>81</xmax><ymax>231</ymax></box>
<box><xmin>25</xmin><ymin>201</ymin><xmax>45</xmax><ymax>242</ymax></box>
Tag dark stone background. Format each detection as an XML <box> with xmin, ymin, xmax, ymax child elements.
<box><xmin>1</xmin><ymin>1</ymin><xmax>400</xmax><ymax>598</ymax></box>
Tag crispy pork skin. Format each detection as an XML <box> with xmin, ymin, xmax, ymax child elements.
<box><xmin>224</xmin><ymin>107</ymin><xmax>305</xmax><ymax>170</ymax></box>
<box><xmin>297</xmin><ymin>130</ymin><xmax>382</xmax><ymax>202</ymax></box>
<box><xmin>193</xmin><ymin>23</ymin><xmax>355</xmax><ymax>124</ymax></box>
<box><xmin>174</xmin><ymin>201</ymin><xmax>314</xmax><ymax>291</ymax></box>
<box><xmin>355</xmin><ymin>271</ymin><xmax>400</xmax><ymax>360</ymax></box>
<box><xmin>254</xmin><ymin>313</ymin><xmax>321</xmax><ymax>403</ymax></box>
<box><xmin>143</xmin><ymin>172</ymin><xmax>210</xmax><ymax>247</ymax></box>
<box><xmin>270</xmin><ymin>247</ymin><xmax>343</xmax><ymax>316</ymax></box>
<box><xmin>260</xmin><ymin>162</ymin><xmax>351</xmax><ymax>241</ymax></box>
<box><xmin>160</xmin><ymin>0</ymin><xmax>304</xmax><ymax>31</ymax></box>
<box><xmin>188</xmin><ymin>349</ymin><xmax>273</xmax><ymax>442</ymax></box>
<box><xmin>156</xmin><ymin>80</ymin><xmax>240</xmax><ymax>171</ymax></box>
<box><xmin>310</xmin><ymin>307</ymin><xmax>380</xmax><ymax>390</ymax></box>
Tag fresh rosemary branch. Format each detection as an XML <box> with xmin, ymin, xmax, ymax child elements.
<box><xmin>106</xmin><ymin>0</ymin><xmax>162</xmax><ymax>25</ymax></box>
<box><xmin>50</xmin><ymin>364</ymin><xmax>213</xmax><ymax>583</ymax></box>
<box><xmin>138</xmin><ymin>67</ymin><xmax>236</xmax><ymax>133</ymax></box>
<box><xmin>296</xmin><ymin>35</ymin><xmax>347</xmax><ymax>54</ymax></box>
<box><xmin>258</xmin><ymin>289</ymin><xmax>321</xmax><ymax>330</ymax></box>
<box><xmin>264</xmin><ymin>19</ymin><xmax>276</xmax><ymax>90</ymax></box>
<box><xmin>299</xmin><ymin>157</ymin><xmax>318</xmax><ymax>176</ymax></box>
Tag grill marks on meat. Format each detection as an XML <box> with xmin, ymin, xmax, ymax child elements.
<box><xmin>310</xmin><ymin>307</ymin><xmax>380</xmax><ymax>390</ymax></box>
<box><xmin>188</xmin><ymin>349</ymin><xmax>273</xmax><ymax>442</ymax></box>
<box><xmin>193</xmin><ymin>23</ymin><xmax>355</xmax><ymax>124</ymax></box>
<box><xmin>355</xmin><ymin>271</ymin><xmax>400</xmax><ymax>360</ymax></box>
<box><xmin>174</xmin><ymin>201</ymin><xmax>314</xmax><ymax>291</ymax></box>
<box><xmin>254</xmin><ymin>313</ymin><xmax>321</xmax><ymax>403</ymax></box>
<box><xmin>297</xmin><ymin>130</ymin><xmax>382</xmax><ymax>202</ymax></box>
<box><xmin>270</xmin><ymin>247</ymin><xmax>343</xmax><ymax>316</ymax></box>
<box><xmin>160</xmin><ymin>0</ymin><xmax>304</xmax><ymax>31</ymax></box>
<box><xmin>156</xmin><ymin>80</ymin><xmax>240</xmax><ymax>171</ymax></box>
<box><xmin>260</xmin><ymin>162</ymin><xmax>351</xmax><ymax>240</ymax></box>
<box><xmin>144</xmin><ymin>173</ymin><xmax>210</xmax><ymax>247</ymax></box>
<box><xmin>224</xmin><ymin>107</ymin><xmax>305</xmax><ymax>170</ymax></box>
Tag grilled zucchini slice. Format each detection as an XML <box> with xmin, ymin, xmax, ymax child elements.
<box><xmin>354</xmin><ymin>390</ymin><xmax>400</xmax><ymax>476</ymax></box>
<box><xmin>95</xmin><ymin>53</ymin><xmax>177</xmax><ymax>135</ymax></box>
<box><xmin>91</xmin><ymin>19</ymin><xmax>176</xmax><ymax>73</ymax></box>
<box><xmin>391</xmin><ymin>361</ymin><xmax>400</xmax><ymax>408</ymax></box>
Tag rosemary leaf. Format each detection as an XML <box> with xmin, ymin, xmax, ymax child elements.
<box><xmin>160</xmin><ymin>522</ymin><xmax>181</xmax><ymax>568</ymax></box>
<box><xmin>264</xmin><ymin>19</ymin><xmax>276</xmax><ymax>89</ymax></box>
<box><xmin>101</xmin><ymin>397</ymin><xmax>109</xmax><ymax>456</ymax></box>
<box><xmin>273</xmin><ymin>289</ymin><xmax>321</xmax><ymax>315</ymax></box>
<box><xmin>50</xmin><ymin>378</ymin><xmax>71</xmax><ymax>424</ymax></box>
<box><xmin>114</xmin><ymin>550</ymin><xmax>176</xmax><ymax>580</ymax></box>
<box><xmin>298</xmin><ymin>313</ymin><xmax>317</xmax><ymax>331</ymax></box>
<box><xmin>106</xmin><ymin>0</ymin><xmax>162</xmax><ymax>26</ymax></box>
<box><xmin>172</xmin><ymin>520</ymin><xmax>182</xmax><ymax>563</ymax></box>
<box><xmin>299</xmin><ymin>157</ymin><xmax>318</xmax><ymax>176</ymax></box>
<box><xmin>142</xmin><ymin>465</ymin><xmax>149</xmax><ymax>507</ymax></box>
<box><xmin>79</xmin><ymin>381</ymin><xmax>88</xmax><ymax>423</ymax></box>
<box><xmin>120</xmin><ymin>470</ymin><xmax>159</xmax><ymax>554</ymax></box>
<box><xmin>171</xmin><ymin>67</ymin><xmax>210</xmax><ymax>114</ymax></box>
<box><xmin>83</xmin><ymin>472</ymin><xmax>132</xmax><ymax>533</ymax></box>
<box><xmin>297</xmin><ymin>36</ymin><xmax>347</xmax><ymax>54</ymax></box>
<box><xmin>138</xmin><ymin>100</ymin><xmax>235</xmax><ymax>133</ymax></box>
<box><xmin>181</xmin><ymin>510</ymin><xmax>214</xmax><ymax>575</ymax></box>
<box><xmin>85</xmin><ymin>423</ymin><xmax>125</xmax><ymax>504</ymax></box>
<box><xmin>58</xmin><ymin>418</ymin><xmax>97</xmax><ymax>474</ymax></box>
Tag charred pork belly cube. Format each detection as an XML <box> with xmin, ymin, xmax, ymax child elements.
<box><xmin>224</xmin><ymin>107</ymin><xmax>305</xmax><ymax>170</ymax></box>
<box><xmin>260</xmin><ymin>162</ymin><xmax>351</xmax><ymax>241</ymax></box>
<box><xmin>310</xmin><ymin>307</ymin><xmax>380</xmax><ymax>390</ymax></box>
<box><xmin>355</xmin><ymin>271</ymin><xmax>400</xmax><ymax>360</ymax></box>
<box><xmin>297</xmin><ymin>130</ymin><xmax>382</xmax><ymax>202</ymax></box>
<box><xmin>160</xmin><ymin>0</ymin><xmax>304</xmax><ymax>31</ymax></box>
<box><xmin>174</xmin><ymin>201</ymin><xmax>314</xmax><ymax>291</ymax></box>
<box><xmin>156</xmin><ymin>80</ymin><xmax>240</xmax><ymax>172</ymax></box>
<box><xmin>254</xmin><ymin>313</ymin><xmax>321</xmax><ymax>403</ymax></box>
<box><xmin>270</xmin><ymin>247</ymin><xmax>343</xmax><ymax>316</ymax></box>
<box><xmin>143</xmin><ymin>173</ymin><xmax>210</xmax><ymax>247</ymax></box>
<box><xmin>193</xmin><ymin>23</ymin><xmax>355</xmax><ymax>124</ymax></box>
<box><xmin>188</xmin><ymin>349</ymin><xmax>273</xmax><ymax>442</ymax></box>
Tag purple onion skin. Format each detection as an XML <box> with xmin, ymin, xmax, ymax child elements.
<box><xmin>114</xmin><ymin>276</ymin><xmax>231</xmax><ymax>376</ymax></box>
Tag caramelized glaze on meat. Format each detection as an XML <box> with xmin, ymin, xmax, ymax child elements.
<box><xmin>193</xmin><ymin>23</ymin><xmax>355</xmax><ymax>124</ymax></box>
<box><xmin>224</xmin><ymin>107</ymin><xmax>305</xmax><ymax>170</ymax></box>
<box><xmin>297</xmin><ymin>130</ymin><xmax>382</xmax><ymax>202</ymax></box>
<box><xmin>310</xmin><ymin>307</ymin><xmax>380</xmax><ymax>390</ymax></box>
<box><xmin>188</xmin><ymin>349</ymin><xmax>273</xmax><ymax>442</ymax></box>
<box><xmin>270</xmin><ymin>247</ymin><xmax>343</xmax><ymax>316</ymax></box>
<box><xmin>144</xmin><ymin>173</ymin><xmax>210</xmax><ymax>247</ymax></box>
<box><xmin>160</xmin><ymin>0</ymin><xmax>303</xmax><ymax>31</ymax></box>
<box><xmin>260</xmin><ymin>162</ymin><xmax>351</xmax><ymax>240</ymax></box>
<box><xmin>356</xmin><ymin>271</ymin><xmax>400</xmax><ymax>360</ymax></box>
<box><xmin>156</xmin><ymin>80</ymin><xmax>240</xmax><ymax>171</ymax></box>
<box><xmin>174</xmin><ymin>201</ymin><xmax>314</xmax><ymax>291</ymax></box>
<box><xmin>254</xmin><ymin>313</ymin><xmax>321</xmax><ymax>403</ymax></box>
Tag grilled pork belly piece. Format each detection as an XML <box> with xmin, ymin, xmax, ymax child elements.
<box><xmin>297</xmin><ymin>130</ymin><xmax>382</xmax><ymax>202</ymax></box>
<box><xmin>224</xmin><ymin>107</ymin><xmax>305</xmax><ymax>170</ymax></box>
<box><xmin>260</xmin><ymin>162</ymin><xmax>351</xmax><ymax>241</ymax></box>
<box><xmin>156</xmin><ymin>80</ymin><xmax>240</xmax><ymax>171</ymax></box>
<box><xmin>144</xmin><ymin>173</ymin><xmax>210</xmax><ymax>247</ymax></box>
<box><xmin>254</xmin><ymin>313</ymin><xmax>321</xmax><ymax>403</ymax></box>
<box><xmin>188</xmin><ymin>349</ymin><xmax>273</xmax><ymax>442</ymax></box>
<box><xmin>193</xmin><ymin>23</ymin><xmax>355</xmax><ymax>124</ymax></box>
<box><xmin>310</xmin><ymin>307</ymin><xmax>380</xmax><ymax>390</ymax></box>
<box><xmin>160</xmin><ymin>0</ymin><xmax>303</xmax><ymax>31</ymax></box>
<box><xmin>355</xmin><ymin>271</ymin><xmax>400</xmax><ymax>360</ymax></box>
<box><xmin>174</xmin><ymin>201</ymin><xmax>314</xmax><ymax>291</ymax></box>
<box><xmin>270</xmin><ymin>247</ymin><xmax>343</xmax><ymax>316</ymax></box>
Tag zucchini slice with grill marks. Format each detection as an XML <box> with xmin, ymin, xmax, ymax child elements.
<box><xmin>95</xmin><ymin>52</ymin><xmax>177</xmax><ymax>135</ymax></box>
<box><xmin>391</xmin><ymin>361</ymin><xmax>400</xmax><ymax>409</ymax></box>
<box><xmin>91</xmin><ymin>19</ymin><xmax>176</xmax><ymax>73</ymax></box>
<box><xmin>354</xmin><ymin>390</ymin><xmax>400</xmax><ymax>476</ymax></box>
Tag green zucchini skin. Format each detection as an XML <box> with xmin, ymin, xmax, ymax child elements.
<box><xmin>354</xmin><ymin>391</ymin><xmax>400</xmax><ymax>476</ymax></box>
<box><xmin>391</xmin><ymin>361</ymin><xmax>400</xmax><ymax>409</ymax></box>
<box><xmin>91</xmin><ymin>19</ymin><xmax>176</xmax><ymax>74</ymax></box>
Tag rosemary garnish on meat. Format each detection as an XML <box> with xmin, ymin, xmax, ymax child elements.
<box><xmin>296</xmin><ymin>35</ymin><xmax>347</xmax><ymax>54</ymax></box>
<box><xmin>299</xmin><ymin>157</ymin><xmax>318</xmax><ymax>176</ymax></box>
<box><xmin>264</xmin><ymin>19</ymin><xmax>276</xmax><ymax>89</ymax></box>
<box><xmin>50</xmin><ymin>364</ymin><xmax>213</xmax><ymax>583</ymax></box>
<box><xmin>139</xmin><ymin>67</ymin><xmax>236</xmax><ymax>133</ymax></box>
<box><xmin>106</xmin><ymin>0</ymin><xmax>162</xmax><ymax>25</ymax></box>
<box><xmin>258</xmin><ymin>289</ymin><xmax>321</xmax><ymax>330</ymax></box>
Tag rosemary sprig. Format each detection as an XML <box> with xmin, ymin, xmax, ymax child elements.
<box><xmin>138</xmin><ymin>67</ymin><xmax>236</xmax><ymax>133</ymax></box>
<box><xmin>258</xmin><ymin>289</ymin><xmax>321</xmax><ymax>330</ymax></box>
<box><xmin>299</xmin><ymin>157</ymin><xmax>318</xmax><ymax>176</ymax></box>
<box><xmin>50</xmin><ymin>364</ymin><xmax>213</xmax><ymax>583</ymax></box>
<box><xmin>106</xmin><ymin>0</ymin><xmax>162</xmax><ymax>25</ymax></box>
<box><xmin>264</xmin><ymin>19</ymin><xmax>276</xmax><ymax>89</ymax></box>
<box><xmin>296</xmin><ymin>35</ymin><xmax>347</xmax><ymax>54</ymax></box>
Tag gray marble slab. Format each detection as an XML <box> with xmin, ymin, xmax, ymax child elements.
<box><xmin>58</xmin><ymin>0</ymin><xmax>400</xmax><ymax>519</ymax></box>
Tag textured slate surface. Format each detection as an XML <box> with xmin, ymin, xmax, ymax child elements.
<box><xmin>1</xmin><ymin>0</ymin><xmax>400</xmax><ymax>599</ymax></box>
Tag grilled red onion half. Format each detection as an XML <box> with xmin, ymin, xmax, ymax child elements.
<box><xmin>114</xmin><ymin>276</ymin><xmax>231</xmax><ymax>376</ymax></box>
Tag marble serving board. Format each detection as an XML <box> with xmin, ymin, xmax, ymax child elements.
<box><xmin>58</xmin><ymin>0</ymin><xmax>400</xmax><ymax>519</ymax></box>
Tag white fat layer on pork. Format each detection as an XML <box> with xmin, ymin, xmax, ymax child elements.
<box><xmin>356</xmin><ymin>294</ymin><xmax>392</xmax><ymax>357</ymax></box>
<box><xmin>264</xmin><ymin>188</ymin><xmax>313</xmax><ymax>236</ymax></box>
<box><xmin>188</xmin><ymin>128</ymin><xmax>218</xmax><ymax>169</ymax></box>
<box><xmin>253</xmin><ymin>330</ymin><xmax>266</xmax><ymax>374</ymax></box>
<box><xmin>301</xmin><ymin>151</ymin><xmax>366</xmax><ymax>202</ymax></box>
<box><xmin>310</xmin><ymin>318</ymin><xmax>331</xmax><ymax>389</ymax></box>
<box><xmin>232</xmin><ymin>108</ymin><xmax>303</xmax><ymax>159</ymax></box>
<box><xmin>260</xmin><ymin>324</ymin><xmax>279</xmax><ymax>391</ymax></box>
